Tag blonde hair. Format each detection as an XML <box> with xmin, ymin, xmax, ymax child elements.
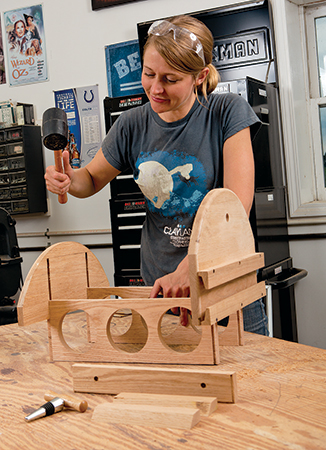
<box><xmin>144</xmin><ymin>15</ymin><xmax>219</xmax><ymax>100</ymax></box>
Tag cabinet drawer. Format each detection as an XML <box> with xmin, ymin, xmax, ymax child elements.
<box><xmin>8</xmin><ymin>156</ymin><xmax>24</xmax><ymax>170</ymax></box>
<box><xmin>7</xmin><ymin>143</ymin><xmax>24</xmax><ymax>155</ymax></box>
<box><xmin>10</xmin><ymin>171</ymin><xmax>26</xmax><ymax>184</ymax></box>
<box><xmin>6</xmin><ymin>128</ymin><xmax>22</xmax><ymax>140</ymax></box>
<box><xmin>0</xmin><ymin>188</ymin><xmax>10</xmax><ymax>200</ymax></box>
<box><xmin>0</xmin><ymin>173</ymin><xmax>10</xmax><ymax>185</ymax></box>
<box><xmin>10</xmin><ymin>185</ymin><xmax>27</xmax><ymax>198</ymax></box>
<box><xmin>0</xmin><ymin>159</ymin><xmax>9</xmax><ymax>171</ymax></box>
<box><xmin>12</xmin><ymin>199</ymin><xmax>29</xmax><ymax>213</ymax></box>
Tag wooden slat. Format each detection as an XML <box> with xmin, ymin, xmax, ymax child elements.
<box><xmin>113</xmin><ymin>392</ymin><xmax>218</xmax><ymax>416</ymax></box>
<box><xmin>218</xmin><ymin>311</ymin><xmax>244</xmax><ymax>346</ymax></box>
<box><xmin>48</xmin><ymin>298</ymin><xmax>215</xmax><ymax>365</ymax></box>
<box><xmin>87</xmin><ymin>286</ymin><xmax>152</xmax><ymax>299</ymax></box>
<box><xmin>202</xmin><ymin>281</ymin><xmax>266</xmax><ymax>325</ymax></box>
<box><xmin>92</xmin><ymin>402</ymin><xmax>201</xmax><ymax>429</ymax></box>
<box><xmin>72</xmin><ymin>364</ymin><xmax>237</xmax><ymax>403</ymax></box>
<box><xmin>198</xmin><ymin>253</ymin><xmax>264</xmax><ymax>290</ymax></box>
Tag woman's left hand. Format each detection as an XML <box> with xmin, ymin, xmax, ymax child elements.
<box><xmin>150</xmin><ymin>256</ymin><xmax>190</xmax><ymax>326</ymax></box>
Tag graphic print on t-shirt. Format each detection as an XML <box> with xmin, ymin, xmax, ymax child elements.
<box><xmin>135</xmin><ymin>149</ymin><xmax>208</xmax><ymax>218</ymax></box>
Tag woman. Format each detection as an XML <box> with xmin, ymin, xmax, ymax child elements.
<box><xmin>45</xmin><ymin>15</ymin><xmax>268</xmax><ymax>335</ymax></box>
<box><xmin>9</xmin><ymin>19</ymin><xmax>29</xmax><ymax>54</ymax></box>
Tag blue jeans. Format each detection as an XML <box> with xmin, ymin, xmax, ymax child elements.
<box><xmin>243</xmin><ymin>299</ymin><xmax>269</xmax><ymax>336</ymax></box>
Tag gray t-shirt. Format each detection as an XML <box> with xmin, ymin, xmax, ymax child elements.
<box><xmin>102</xmin><ymin>93</ymin><xmax>260</xmax><ymax>285</ymax></box>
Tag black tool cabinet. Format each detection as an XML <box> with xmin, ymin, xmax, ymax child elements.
<box><xmin>104</xmin><ymin>94</ymin><xmax>148</xmax><ymax>286</ymax></box>
<box><xmin>0</xmin><ymin>125</ymin><xmax>47</xmax><ymax>215</ymax></box>
<box><xmin>109</xmin><ymin>194</ymin><xmax>146</xmax><ymax>286</ymax></box>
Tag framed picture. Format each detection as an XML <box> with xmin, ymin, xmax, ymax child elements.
<box><xmin>105</xmin><ymin>39</ymin><xmax>144</xmax><ymax>97</ymax></box>
<box><xmin>4</xmin><ymin>4</ymin><xmax>48</xmax><ymax>86</ymax></box>
<box><xmin>92</xmin><ymin>0</ymin><xmax>145</xmax><ymax>10</ymax></box>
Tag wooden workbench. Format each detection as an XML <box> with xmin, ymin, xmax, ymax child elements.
<box><xmin>0</xmin><ymin>319</ymin><xmax>325</xmax><ymax>450</ymax></box>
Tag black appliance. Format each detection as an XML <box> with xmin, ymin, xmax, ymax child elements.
<box><xmin>246</xmin><ymin>76</ymin><xmax>307</xmax><ymax>341</ymax></box>
<box><xmin>0</xmin><ymin>207</ymin><xmax>23</xmax><ymax>325</ymax></box>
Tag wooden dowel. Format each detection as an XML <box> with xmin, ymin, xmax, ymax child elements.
<box><xmin>44</xmin><ymin>390</ymin><xmax>88</xmax><ymax>412</ymax></box>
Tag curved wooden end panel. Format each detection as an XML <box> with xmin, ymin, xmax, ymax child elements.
<box><xmin>17</xmin><ymin>241</ymin><xmax>109</xmax><ymax>327</ymax></box>
<box><xmin>188</xmin><ymin>189</ymin><xmax>257</xmax><ymax>322</ymax></box>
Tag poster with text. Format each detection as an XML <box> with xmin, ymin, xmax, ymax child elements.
<box><xmin>0</xmin><ymin>17</ymin><xmax>6</xmax><ymax>84</ymax></box>
<box><xmin>105</xmin><ymin>39</ymin><xmax>144</xmax><ymax>97</ymax></box>
<box><xmin>4</xmin><ymin>4</ymin><xmax>47</xmax><ymax>86</ymax></box>
<box><xmin>54</xmin><ymin>85</ymin><xmax>102</xmax><ymax>167</ymax></box>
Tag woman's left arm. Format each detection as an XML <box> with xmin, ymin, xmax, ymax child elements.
<box><xmin>223</xmin><ymin>127</ymin><xmax>255</xmax><ymax>217</ymax></box>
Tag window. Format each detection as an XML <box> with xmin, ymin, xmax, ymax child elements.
<box><xmin>321</xmin><ymin>106</ymin><xmax>326</xmax><ymax>184</ymax></box>
<box><xmin>306</xmin><ymin>5</ymin><xmax>326</xmax><ymax>200</ymax></box>
<box><xmin>315</xmin><ymin>15</ymin><xmax>326</xmax><ymax>98</ymax></box>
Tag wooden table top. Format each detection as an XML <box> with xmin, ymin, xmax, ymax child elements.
<box><xmin>1</xmin><ymin>319</ymin><xmax>325</xmax><ymax>450</ymax></box>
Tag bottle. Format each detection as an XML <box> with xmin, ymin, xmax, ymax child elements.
<box><xmin>71</xmin><ymin>144</ymin><xmax>80</xmax><ymax>169</ymax></box>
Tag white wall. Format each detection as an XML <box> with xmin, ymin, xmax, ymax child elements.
<box><xmin>289</xmin><ymin>236</ymin><xmax>326</xmax><ymax>349</ymax></box>
<box><xmin>1</xmin><ymin>0</ymin><xmax>326</xmax><ymax>350</ymax></box>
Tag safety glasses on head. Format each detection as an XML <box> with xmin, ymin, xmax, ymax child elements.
<box><xmin>147</xmin><ymin>20</ymin><xmax>205</xmax><ymax>65</ymax></box>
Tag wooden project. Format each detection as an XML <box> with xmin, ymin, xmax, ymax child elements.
<box><xmin>18</xmin><ymin>188</ymin><xmax>265</xmax><ymax>371</ymax></box>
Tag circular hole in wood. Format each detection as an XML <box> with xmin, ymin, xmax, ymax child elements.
<box><xmin>107</xmin><ymin>309</ymin><xmax>148</xmax><ymax>353</ymax></box>
<box><xmin>158</xmin><ymin>308</ymin><xmax>202</xmax><ymax>353</ymax></box>
<box><xmin>226</xmin><ymin>213</ymin><xmax>230</xmax><ymax>222</ymax></box>
<box><xmin>61</xmin><ymin>310</ymin><xmax>93</xmax><ymax>353</ymax></box>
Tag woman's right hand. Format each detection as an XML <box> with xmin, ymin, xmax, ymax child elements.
<box><xmin>44</xmin><ymin>150</ymin><xmax>74</xmax><ymax>196</ymax></box>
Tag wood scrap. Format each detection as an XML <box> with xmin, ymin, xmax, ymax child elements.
<box><xmin>92</xmin><ymin>402</ymin><xmax>201</xmax><ymax>430</ymax></box>
<box><xmin>113</xmin><ymin>392</ymin><xmax>218</xmax><ymax>416</ymax></box>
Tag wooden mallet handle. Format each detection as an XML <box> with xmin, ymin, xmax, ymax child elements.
<box><xmin>54</xmin><ymin>150</ymin><xmax>68</xmax><ymax>204</ymax></box>
<box><xmin>42</xmin><ymin>107</ymin><xmax>69</xmax><ymax>205</ymax></box>
<box><xmin>44</xmin><ymin>390</ymin><xmax>88</xmax><ymax>413</ymax></box>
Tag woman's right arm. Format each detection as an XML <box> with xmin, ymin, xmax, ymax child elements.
<box><xmin>44</xmin><ymin>148</ymin><xmax>121</xmax><ymax>199</ymax></box>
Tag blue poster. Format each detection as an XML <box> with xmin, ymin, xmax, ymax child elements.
<box><xmin>105</xmin><ymin>39</ymin><xmax>144</xmax><ymax>97</ymax></box>
<box><xmin>54</xmin><ymin>85</ymin><xmax>102</xmax><ymax>167</ymax></box>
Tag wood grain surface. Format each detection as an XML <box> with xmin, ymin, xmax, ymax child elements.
<box><xmin>112</xmin><ymin>392</ymin><xmax>218</xmax><ymax>416</ymax></box>
<box><xmin>188</xmin><ymin>188</ymin><xmax>260</xmax><ymax>322</ymax></box>
<box><xmin>1</xmin><ymin>318</ymin><xmax>326</xmax><ymax>450</ymax></box>
<box><xmin>92</xmin><ymin>402</ymin><xmax>201</xmax><ymax>430</ymax></box>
